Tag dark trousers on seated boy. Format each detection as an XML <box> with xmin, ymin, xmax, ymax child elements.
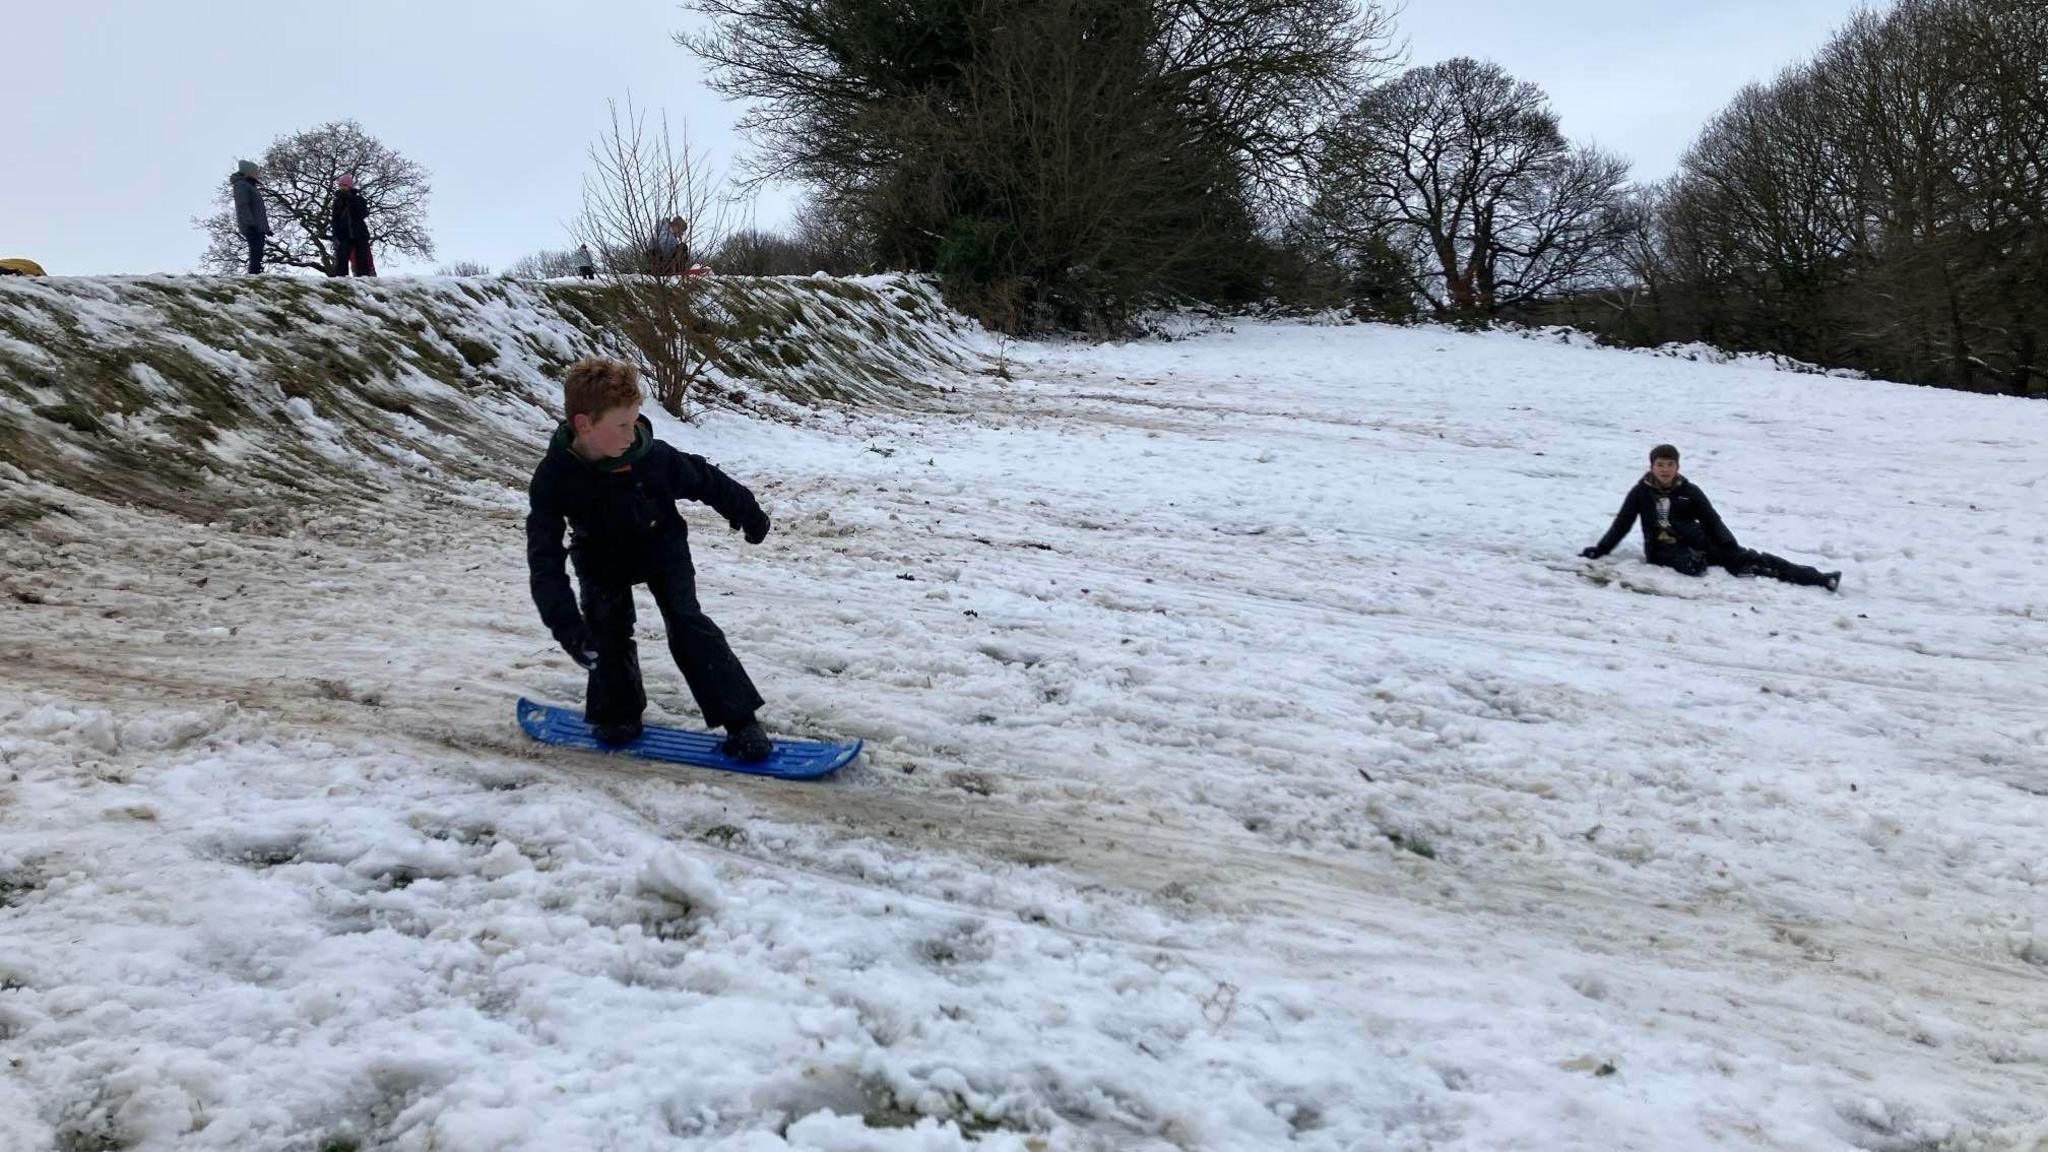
<box><xmin>1649</xmin><ymin>542</ymin><xmax>1830</xmax><ymax>587</ymax></box>
<box><xmin>578</xmin><ymin>563</ymin><xmax>763</xmax><ymax>730</ymax></box>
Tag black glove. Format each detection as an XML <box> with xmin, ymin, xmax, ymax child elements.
<box><xmin>555</xmin><ymin>623</ymin><xmax>599</xmax><ymax>670</ymax></box>
<box><xmin>741</xmin><ymin>509</ymin><xmax>770</xmax><ymax>545</ymax></box>
<box><xmin>1580</xmin><ymin>546</ymin><xmax>1604</xmax><ymax>559</ymax></box>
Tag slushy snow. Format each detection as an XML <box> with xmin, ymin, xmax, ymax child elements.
<box><xmin>2</xmin><ymin>312</ymin><xmax>2045</xmax><ymax>1150</ymax></box>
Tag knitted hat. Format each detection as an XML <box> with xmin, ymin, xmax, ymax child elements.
<box><xmin>236</xmin><ymin>160</ymin><xmax>259</xmax><ymax>177</ymax></box>
<box><xmin>337</xmin><ymin>174</ymin><xmax>356</xmax><ymax>189</ymax></box>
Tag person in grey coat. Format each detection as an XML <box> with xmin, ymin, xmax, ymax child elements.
<box><xmin>651</xmin><ymin>217</ymin><xmax>690</xmax><ymax>275</ymax></box>
<box><xmin>231</xmin><ymin>161</ymin><xmax>271</xmax><ymax>274</ymax></box>
<box><xmin>574</xmin><ymin>243</ymin><xmax>595</xmax><ymax>279</ymax></box>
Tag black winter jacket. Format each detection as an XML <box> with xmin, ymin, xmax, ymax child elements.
<box><xmin>331</xmin><ymin>188</ymin><xmax>369</xmax><ymax>244</ymax></box>
<box><xmin>526</xmin><ymin>416</ymin><xmax>766</xmax><ymax>639</ymax></box>
<box><xmin>1590</xmin><ymin>473</ymin><xmax>1739</xmax><ymax>559</ymax></box>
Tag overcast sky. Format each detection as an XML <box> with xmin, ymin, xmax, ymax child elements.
<box><xmin>2</xmin><ymin>0</ymin><xmax>1866</xmax><ymax>276</ymax></box>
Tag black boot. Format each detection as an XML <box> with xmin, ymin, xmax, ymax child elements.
<box><xmin>721</xmin><ymin>719</ymin><xmax>773</xmax><ymax>763</ymax></box>
<box><xmin>593</xmin><ymin>721</ymin><xmax>643</xmax><ymax>745</ymax></box>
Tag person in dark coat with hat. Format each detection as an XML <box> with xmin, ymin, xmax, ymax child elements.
<box><xmin>330</xmin><ymin>174</ymin><xmax>376</xmax><ymax>277</ymax></box>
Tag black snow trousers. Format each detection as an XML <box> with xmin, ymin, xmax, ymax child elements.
<box><xmin>578</xmin><ymin>561</ymin><xmax>763</xmax><ymax>731</ymax></box>
<box><xmin>335</xmin><ymin>238</ymin><xmax>376</xmax><ymax>277</ymax></box>
<box><xmin>1650</xmin><ymin>544</ymin><xmax>1830</xmax><ymax>587</ymax></box>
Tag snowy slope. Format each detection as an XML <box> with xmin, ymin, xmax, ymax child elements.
<box><xmin>1</xmin><ymin>303</ymin><xmax>2045</xmax><ymax>1151</ymax></box>
<box><xmin>0</xmin><ymin>272</ymin><xmax>974</xmax><ymax>530</ymax></box>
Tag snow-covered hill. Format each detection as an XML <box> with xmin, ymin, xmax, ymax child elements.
<box><xmin>0</xmin><ymin>273</ymin><xmax>974</xmax><ymax>532</ymax></box>
<box><xmin>1</xmin><ymin>290</ymin><xmax>2044</xmax><ymax>1151</ymax></box>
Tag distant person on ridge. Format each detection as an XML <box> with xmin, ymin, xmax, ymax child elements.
<box><xmin>1580</xmin><ymin>444</ymin><xmax>1841</xmax><ymax>592</ymax></box>
<box><xmin>330</xmin><ymin>174</ymin><xmax>376</xmax><ymax>277</ymax></box>
<box><xmin>230</xmin><ymin>161</ymin><xmax>271</xmax><ymax>274</ymax></box>
<box><xmin>574</xmin><ymin>243</ymin><xmax>596</xmax><ymax>279</ymax></box>
<box><xmin>651</xmin><ymin>216</ymin><xmax>690</xmax><ymax>275</ymax></box>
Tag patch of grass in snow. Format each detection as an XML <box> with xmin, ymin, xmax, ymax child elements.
<box><xmin>944</xmin><ymin>768</ymin><xmax>999</xmax><ymax>796</ymax></box>
<box><xmin>31</xmin><ymin>402</ymin><xmax>101</xmax><ymax>434</ymax></box>
<box><xmin>0</xmin><ymin>863</ymin><xmax>45</xmax><ymax>907</ymax></box>
<box><xmin>450</xmin><ymin>334</ymin><xmax>499</xmax><ymax>369</ymax></box>
<box><xmin>1384</xmin><ymin>828</ymin><xmax>1438</xmax><ymax>859</ymax></box>
<box><xmin>759</xmin><ymin>1064</ymin><xmax>1024</xmax><ymax>1142</ymax></box>
<box><xmin>0</xmin><ymin>493</ymin><xmax>40</xmax><ymax>529</ymax></box>
<box><xmin>15</xmin><ymin>290</ymin><xmax>88</xmax><ymax>341</ymax></box>
<box><xmin>858</xmin><ymin>1102</ymin><xmax>1018</xmax><ymax>1140</ymax></box>
<box><xmin>210</xmin><ymin>832</ymin><xmax>305</xmax><ymax>870</ymax></box>
<box><xmin>313</xmin><ymin>678</ymin><xmax>386</xmax><ymax>707</ymax></box>
<box><xmin>376</xmin><ymin>866</ymin><xmax>423</xmax><ymax>891</ymax></box>
<box><xmin>53</xmin><ymin>1106</ymin><xmax>122</xmax><ymax>1152</ymax></box>
<box><xmin>916</xmin><ymin>919</ymin><xmax>998</xmax><ymax>968</ymax></box>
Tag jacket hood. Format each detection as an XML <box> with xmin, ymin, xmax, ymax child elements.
<box><xmin>1639</xmin><ymin>471</ymin><xmax>1689</xmax><ymax>491</ymax></box>
<box><xmin>549</xmin><ymin>413</ymin><xmax>653</xmax><ymax>472</ymax></box>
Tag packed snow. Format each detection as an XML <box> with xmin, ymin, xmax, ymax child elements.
<box><xmin>2</xmin><ymin>309</ymin><xmax>2045</xmax><ymax>1151</ymax></box>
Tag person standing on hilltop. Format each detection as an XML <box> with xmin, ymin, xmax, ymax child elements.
<box><xmin>329</xmin><ymin>174</ymin><xmax>376</xmax><ymax>277</ymax></box>
<box><xmin>230</xmin><ymin>161</ymin><xmax>271</xmax><ymax>274</ymax></box>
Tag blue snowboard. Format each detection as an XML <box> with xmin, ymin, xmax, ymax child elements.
<box><xmin>516</xmin><ymin>698</ymin><xmax>861</xmax><ymax>779</ymax></box>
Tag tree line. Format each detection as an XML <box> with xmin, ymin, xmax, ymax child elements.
<box><xmin>1607</xmin><ymin>0</ymin><xmax>2047</xmax><ymax>394</ymax></box>
<box><xmin>676</xmin><ymin>0</ymin><xmax>2043</xmax><ymax>392</ymax></box>
<box><xmin>197</xmin><ymin>0</ymin><xmax>2045</xmax><ymax>395</ymax></box>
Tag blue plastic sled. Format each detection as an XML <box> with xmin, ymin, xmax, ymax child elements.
<box><xmin>516</xmin><ymin>697</ymin><xmax>861</xmax><ymax>780</ymax></box>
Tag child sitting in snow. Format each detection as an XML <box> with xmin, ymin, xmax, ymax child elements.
<box><xmin>525</xmin><ymin>358</ymin><xmax>777</xmax><ymax>760</ymax></box>
<box><xmin>1580</xmin><ymin>443</ymin><xmax>1840</xmax><ymax>592</ymax></box>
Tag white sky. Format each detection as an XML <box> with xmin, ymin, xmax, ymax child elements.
<box><xmin>1</xmin><ymin>0</ymin><xmax>1866</xmax><ymax>276</ymax></box>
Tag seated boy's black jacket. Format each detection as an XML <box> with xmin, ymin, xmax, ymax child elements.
<box><xmin>1592</xmin><ymin>473</ymin><xmax>1739</xmax><ymax>559</ymax></box>
<box><xmin>526</xmin><ymin>415</ymin><xmax>763</xmax><ymax>637</ymax></box>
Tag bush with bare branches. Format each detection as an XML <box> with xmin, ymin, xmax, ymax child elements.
<box><xmin>711</xmin><ymin>211</ymin><xmax>870</xmax><ymax>277</ymax></box>
<box><xmin>574</xmin><ymin>99</ymin><xmax>733</xmax><ymax>415</ymax></box>
<box><xmin>504</xmin><ymin>248</ymin><xmax>585</xmax><ymax>280</ymax></box>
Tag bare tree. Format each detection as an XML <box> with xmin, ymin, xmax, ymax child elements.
<box><xmin>708</xmin><ymin>196</ymin><xmax>877</xmax><ymax>277</ymax></box>
<box><xmin>197</xmin><ymin>121</ymin><xmax>433</xmax><ymax>274</ymax></box>
<box><xmin>436</xmin><ymin>260</ymin><xmax>491</xmax><ymax>277</ymax></box>
<box><xmin>504</xmin><ymin>248</ymin><xmax>585</xmax><ymax>279</ymax></box>
<box><xmin>790</xmin><ymin>194</ymin><xmax>875</xmax><ymax>274</ymax></box>
<box><xmin>575</xmin><ymin>99</ymin><xmax>735</xmax><ymax>414</ymax></box>
<box><xmin>1310</xmin><ymin>58</ymin><xmax>1635</xmax><ymax>320</ymax></box>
